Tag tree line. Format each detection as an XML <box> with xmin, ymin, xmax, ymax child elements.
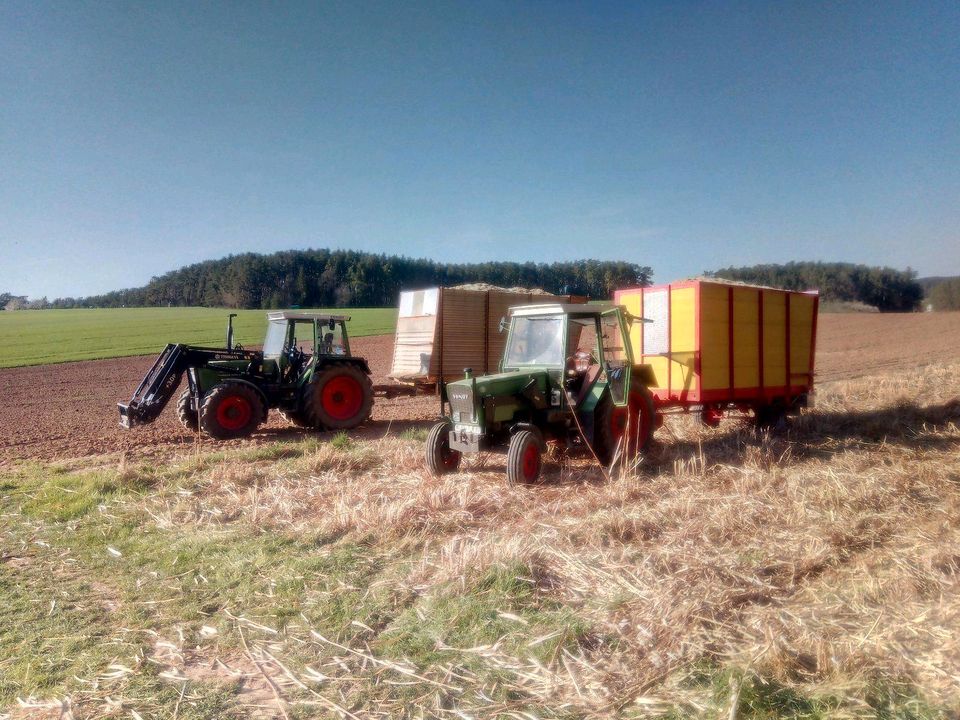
<box><xmin>927</xmin><ymin>278</ymin><xmax>960</xmax><ymax>311</ymax></box>
<box><xmin>14</xmin><ymin>250</ymin><xmax>653</xmax><ymax>310</ymax></box>
<box><xmin>706</xmin><ymin>261</ymin><xmax>923</xmax><ymax>312</ymax></box>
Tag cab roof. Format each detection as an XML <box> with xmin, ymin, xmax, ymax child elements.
<box><xmin>267</xmin><ymin>311</ymin><xmax>351</xmax><ymax>322</ymax></box>
<box><xmin>507</xmin><ymin>302</ymin><xmax>617</xmax><ymax>317</ymax></box>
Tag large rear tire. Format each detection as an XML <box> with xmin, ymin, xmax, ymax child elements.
<box><xmin>176</xmin><ymin>389</ymin><xmax>199</xmax><ymax>431</ymax></box>
<box><xmin>425</xmin><ymin>421</ymin><xmax>461</xmax><ymax>476</ymax></box>
<box><xmin>593</xmin><ymin>379</ymin><xmax>656</xmax><ymax>468</ymax></box>
<box><xmin>199</xmin><ymin>382</ymin><xmax>265</xmax><ymax>440</ymax></box>
<box><xmin>506</xmin><ymin>430</ymin><xmax>543</xmax><ymax>484</ymax></box>
<box><xmin>303</xmin><ymin>364</ymin><xmax>374</xmax><ymax>430</ymax></box>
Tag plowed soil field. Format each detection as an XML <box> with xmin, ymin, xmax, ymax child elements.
<box><xmin>2</xmin><ymin>313</ymin><xmax>959</xmax><ymax>464</ymax></box>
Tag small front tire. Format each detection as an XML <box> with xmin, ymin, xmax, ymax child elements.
<box><xmin>425</xmin><ymin>421</ymin><xmax>461</xmax><ymax>476</ymax></box>
<box><xmin>507</xmin><ymin>430</ymin><xmax>543</xmax><ymax>484</ymax></box>
<box><xmin>176</xmin><ymin>389</ymin><xmax>199</xmax><ymax>431</ymax></box>
<box><xmin>199</xmin><ymin>382</ymin><xmax>264</xmax><ymax>440</ymax></box>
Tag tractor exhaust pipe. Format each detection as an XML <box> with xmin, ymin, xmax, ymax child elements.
<box><xmin>226</xmin><ymin>313</ymin><xmax>237</xmax><ymax>350</ymax></box>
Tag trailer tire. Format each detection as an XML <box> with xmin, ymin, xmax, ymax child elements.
<box><xmin>304</xmin><ymin>364</ymin><xmax>373</xmax><ymax>430</ymax></box>
<box><xmin>425</xmin><ymin>421</ymin><xmax>461</xmax><ymax>476</ymax></box>
<box><xmin>176</xmin><ymin>389</ymin><xmax>199</xmax><ymax>431</ymax></box>
<box><xmin>199</xmin><ymin>382</ymin><xmax>264</xmax><ymax>440</ymax></box>
<box><xmin>594</xmin><ymin>379</ymin><xmax>656</xmax><ymax>469</ymax></box>
<box><xmin>507</xmin><ymin>430</ymin><xmax>543</xmax><ymax>484</ymax></box>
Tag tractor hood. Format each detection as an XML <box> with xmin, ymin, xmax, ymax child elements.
<box><xmin>446</xmin><ymin>369</ymin><xmax>552</xmax><ymax>425</ymax></box>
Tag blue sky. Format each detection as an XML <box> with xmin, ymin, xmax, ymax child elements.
<box><xmin>1</xmin><ymin>1</ymin><xmax>958</xmax><ymax>299</ymax></box>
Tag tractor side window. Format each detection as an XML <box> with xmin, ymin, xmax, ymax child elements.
<box><xmin>293</xmin><ymin>321</ymin><xmax>315</xmax><ymax>355</ymax></box>
<box><xmin>600</xmin><ymin>313</ymin><xmax>629</xmax><ymax>405</ymax></box>
<box><xmin>319</xmin><ymin>323</ymin><xmax>346</xmax><ymax>355</ymax></box>
<box><xmin>263</xmin><ymin>320</ymin><xmax>287</xmax><ymax>358</ymax></box>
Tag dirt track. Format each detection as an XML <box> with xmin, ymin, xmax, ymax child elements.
<box><xmin>2</xmin><ymin>313</ymin><xmax>959</xmax><ymax>464</ymax></box>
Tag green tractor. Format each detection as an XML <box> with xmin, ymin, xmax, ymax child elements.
<box><xmin>425</xmin><ymin>303</ymin><xmax>660</xmax><ymax>483</ymax></box>
<box><xmin>119</xmin><ymin>311</ymin><xmax>373</xmax><ymax>439</ymax></box>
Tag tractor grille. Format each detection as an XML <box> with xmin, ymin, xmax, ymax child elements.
<box><xmin>447</xmin><ymin>385</ymin><xmax>475</xmax><ymax>422</ymax></box>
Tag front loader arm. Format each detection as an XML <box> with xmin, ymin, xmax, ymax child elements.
<box><xmin>118</xmin><ymin>344</ymin><xmax>191</xmax><ymax>428</ymax></box>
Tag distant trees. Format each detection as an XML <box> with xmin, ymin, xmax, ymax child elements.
<box><xmin>706</xmin><ymin>262</ymin><xmax>923</xmax><ymax>312</ymax></box>
<box><xmin>928</xmin><ymin>278</ymin><xmax>960</xmax><ymax>311</ymax></box>
<box><xmin>44</xmin><ymin>250</ymin><xmax>653</xmax><ymax>309</ymax></box>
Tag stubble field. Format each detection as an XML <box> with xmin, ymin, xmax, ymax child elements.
<box><xmin>1</xmin><ymin>311</ymin><xmax>959</xmax><ymax>719</ymax></box>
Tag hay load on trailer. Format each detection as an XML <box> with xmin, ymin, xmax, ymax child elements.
<box><xmin>615</xmin><ymin>279</ymin><xmax>819</xmax><ymax>428</ymax></box>
<box><xmin>389</xmin><ymin>285</ymin><xmax>584</xmax><ymax>387</ymax></box>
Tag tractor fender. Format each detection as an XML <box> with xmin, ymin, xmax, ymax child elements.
<box><xmin>632</xmin><ymin>363</ymin><xmax>658</xmax><ymax>389</ymax></box>
<box><xmin>211</xmin><ymin>377</ymin><xmax>270</xmax><ymax>416</ymax></box>
<box><xmin>316</xmin><ymin>357</ymin><xmax>371</xmax><ymax>375</ymax></box>
<box><xmin>508</xmin><ymin>423</ymin><xmax>546</xmax><ymax>450</ymax></box>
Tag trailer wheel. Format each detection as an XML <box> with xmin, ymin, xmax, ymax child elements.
<box><xmin>425</xmin><ymin>421</ymin><xmax>461</xmax><ymax>476</ymax></box>
<box><xmin>199</xmin><ymin>382</ymin><xmax>264</xmax><ymax>440</ymax></box>
<box><xmin>755</xmin><ymin>403</ymin><xmax>788</xmax><ymax>433</ymax></box>
<box><xmin>594</xmin><ymin>380</ymin><xmax>656</xmax><ymax>468</ymax></box>
<box><xmin>507</xmin><ymin>430</ymin><xmax>543</xmax><ymax>484</ymax></box>
<box><xmin>698</xmin><ymin>405</ymin><xmax>723</xmax><ymax>428</ymax></box>
<box><xmin>304</xmin><ymin>364</ymin><xmax>374</xmax><ymax>430</ymax></box>
<box><xmin>176</xmin><ymin>389</ymin><xmax>199</xmax><ymax>431</ymax></box>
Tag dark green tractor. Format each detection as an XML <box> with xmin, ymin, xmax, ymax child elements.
<box><xmin>425</xmin><ymin>303</ymin><xmax>660</xmax><ymax>483</ymax></box>
<box><xmin>119</xmin><ymin>312</ymin><xmax>373</xmax><ymax>440</ymax></box>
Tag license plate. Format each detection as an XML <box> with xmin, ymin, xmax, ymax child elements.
<box><xmin>449</xmin><ymin>426</ymin><xmax>480</xmax><ymax>453</ymax></box>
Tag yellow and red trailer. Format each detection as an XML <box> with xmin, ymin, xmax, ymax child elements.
<box><xmin>614</xmin><ymin>279</ymin><xmax>819</xmax><ymax>427</ymax></box>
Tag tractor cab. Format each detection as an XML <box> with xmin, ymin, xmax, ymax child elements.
<box><xmin>501</xmin><ymin>304</ymin><xmax>633</xmax><ymax>410</ymax></box>
<box><xmin>263</xmin><ymin>312</ymin><xmax>351</xmax><ymax>382</ymax></box>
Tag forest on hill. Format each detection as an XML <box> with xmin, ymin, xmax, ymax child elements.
<box><xmin>32</xmin><ymin>250</ymin><xmax>653</xmax><ymax>310</ymax></box>
<box><xmin>707</xmin><ymin>262</ymin><xmax>924</xmax><ymax>312</ymax></box>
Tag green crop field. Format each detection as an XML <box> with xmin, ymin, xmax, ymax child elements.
<box><xmin>0</xmin><ymin>307</ymin><xmax>398</xmax><ymax>368</ymax></box>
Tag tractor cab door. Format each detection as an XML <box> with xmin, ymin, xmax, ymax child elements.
<box><xmin>600</xmin><ymin>309</ymin><xmax>631</xmax><ymax>407</ymax></box>
<box><xmin>284</xmin><ymin>320</ymin><xmax>316</xmax><ymax>380</ymax></box>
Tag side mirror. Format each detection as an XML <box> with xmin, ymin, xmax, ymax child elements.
<box><xmin>498</xmin><ymin>317</ymin><xmax>508</xmax><ymax>334</ymax></box>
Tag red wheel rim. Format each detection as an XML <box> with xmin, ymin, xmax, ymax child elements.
<box><xmin>521</xmin><ymin>443</ymin><xmax>540</xmax><ymax>481</ymax></box>
<box><xmin>217</xmin><ymin>395</ymin><xmax>252</xmax><ymax>431</ymax></box>
<box><xmin>321</xmin><ymin>375</ymin><xmax>364</xmax><ymax>421</ymax></box>
<box><xmin>442</xmin><ymin>447</ymin><xmax>460</xmax><ymax>469</ymax></box>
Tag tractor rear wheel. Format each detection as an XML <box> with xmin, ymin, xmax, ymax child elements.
<box><xmin>507</xmin><ymin>430</ymin><xmax>543</xmax><ymax>484</ymax></box>
<box><xmin>425</xmin><ymin>421</ymin><xmax>461</xmax><ymax>476</ymax></box>
<box><xmin>303</xmin><ymin>364</ymin><xmax>373</xmax><ymax>430</ymax></box>
<box><xmin>593</xmin><ymin>379</ymin><xmax>656</xmax><ymax>469</ymax></box>
<box><xmin>199</xmin><ymin>382</ymin><xmax>264</xmax><ymax>440</ymax></box>
<box><xmin>176</xmin><ymin>389</ymin><xmax>199</xmax><ymax>431</ymax></box>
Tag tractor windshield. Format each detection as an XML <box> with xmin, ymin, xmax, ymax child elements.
<box><xmin>504</xmin><ymin>316</ymin><xmax>564</xmax><ymax>367</ymax></box>
<box><xmin>263</xmin><ymin>319</ymin><xmax>287</xmax><ymax>358</ymax></box>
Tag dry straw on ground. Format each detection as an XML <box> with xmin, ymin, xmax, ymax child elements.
<box><xmin>129</xmin><ymin>362</ymin><xmax>960</xmax><ymax>717</ymax></box>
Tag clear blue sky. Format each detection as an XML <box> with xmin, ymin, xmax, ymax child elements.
<box><xmin>2</xmin><ymin>1</ymin><xmax>958</xmax><ymax>299</ymax></box>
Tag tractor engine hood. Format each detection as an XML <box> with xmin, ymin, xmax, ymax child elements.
<box><xmin>446</xmin><ymin>369</ymin><xmax>552</xmax><ymax>424</ymax></box>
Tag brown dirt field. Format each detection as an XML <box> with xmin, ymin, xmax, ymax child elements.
<box><xmin>1</xmin><ymin>312</ymin><xmax>958</xmax><ymax>464</ymax></box>
<box><xmin>0</xmin><ymin>334</ymin><xmax>438</xmax><ymax>466</ymax></box>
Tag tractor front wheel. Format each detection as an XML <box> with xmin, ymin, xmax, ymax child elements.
<box><xmin>176</xmin><ymin>389</ymin><xmax>199</xmax><ymax>431</ymax></box>
<box><xmin>304</xmin><ymin>365</ymin><xmax>374</xmax><ymax>430</ymax></box>
<box><xmin>425</xmin><ymin>421</ymin><xmax>461</xmax><ymax>476</ymax></box>
<box><xmin>507</xmin><ymin>430</ymin><xmax>543</xmax><ymax>484</ymax></box>
<box><xmin>199</xmin><ymin>382</ymin><xmax>264</xmax><ymax>440</ymax></box>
